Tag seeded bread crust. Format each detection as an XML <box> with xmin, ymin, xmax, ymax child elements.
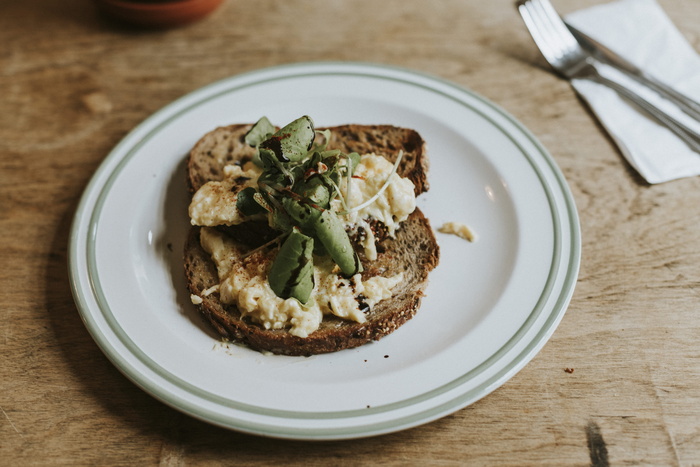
<box><xmin>184</xmin><ymin>123</ymin><xmax>439</xmax><ymax>356</ymax></box>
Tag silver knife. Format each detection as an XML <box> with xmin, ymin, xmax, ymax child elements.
<box><xmin>566</xmin><ymin>22</ymin><xmax>700</xmax><ymax>122</ymax></box>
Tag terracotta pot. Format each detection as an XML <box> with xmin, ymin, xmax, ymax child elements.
<box><xmin>94</xmin><ymin>0</ymin><xmax>225</xmax><ymax>28</ymax></box>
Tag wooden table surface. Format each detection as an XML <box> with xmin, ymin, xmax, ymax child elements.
<box><xmin>2</xmin><ymin>0</ymin><xmax>699</xmax><ymax>464</ymax></box>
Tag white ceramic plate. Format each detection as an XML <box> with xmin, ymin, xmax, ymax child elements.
<box><xmin>69</xmin><ymin>62</ymin><xmax>580</xmax><ymax>440</ymax></box>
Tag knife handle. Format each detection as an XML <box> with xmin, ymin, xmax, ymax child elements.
<box><xmin>567</xmin><ymin>23</ymin><xmax>700</xmax><ymax>122</ymax></box>
<box><xmin>622</xmin><ymin>67</ymin><xmax>700</xmax><ymax>122</ymax></box>
<box><xmin>585</xmin><ymin>71</ymin><xmax>700</xmax><ymax>154</ymax></box>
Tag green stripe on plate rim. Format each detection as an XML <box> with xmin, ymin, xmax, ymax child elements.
<box><xmin>73</xmin><ymin>62</ymin><xmax>581</xmax><ymax>439</ymax></box>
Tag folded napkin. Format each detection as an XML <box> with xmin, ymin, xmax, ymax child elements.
<box><xmin>566</xmin><ymin>0</ymin><xmax>700</xmax><ymax>184</ymax></box>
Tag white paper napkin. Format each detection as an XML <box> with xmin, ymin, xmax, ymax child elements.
<box><xmin>565</xmin><ymin>0</ymin><xmax>700</xmax><ymax>184</ymax></box>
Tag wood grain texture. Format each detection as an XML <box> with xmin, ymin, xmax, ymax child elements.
<box><xmin>2</xmin><ymin>0</ymin><xmax>699</xmax><ymax>464</ymax></box>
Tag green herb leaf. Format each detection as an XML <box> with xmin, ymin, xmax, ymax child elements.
<box><xmin>236</xmin><ymin>187</ymin><xmax>266</xmax><ymax>216</ymax></box>
<box><xmin>259</xmin><ymin>116</ymin><xmax>315</xmax><ymax>163</ymax></box>
<box><xmin>314</xmin><ymin>209</ymin><xmax>362</xmax><ymax>277</ymax></box>
<box><xmin>244</xmin><ymin>116</ymin><xmax>275</xmax><ymax>147</ymax></box>
<box><xmin>268</xmin><ymin>228</ymin><xmax>315</xmax><ymax>303</ymax></box>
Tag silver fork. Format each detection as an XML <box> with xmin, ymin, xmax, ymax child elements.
<box><xmin>516</xmin><ymin>0</ymin><xmax>700</xmax><ymax>153</ymax></box>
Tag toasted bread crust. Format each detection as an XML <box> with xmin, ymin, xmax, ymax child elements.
<box><xmin>184</xmin><ymin>122</ymin><xmax>439</xmax><ymax>356</ymax></box>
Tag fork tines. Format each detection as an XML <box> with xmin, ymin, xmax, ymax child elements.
<box><xmin>517</xmin><ymin>0</ymin><xmax>579</xmax><ymax>65</ymax></box>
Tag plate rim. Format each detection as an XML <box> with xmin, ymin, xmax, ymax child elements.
<box><xmin>69</xmin><ymin>61</ymin><xmax>581</xmax><ymax>440</ymax></box>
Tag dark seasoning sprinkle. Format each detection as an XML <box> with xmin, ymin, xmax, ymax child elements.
<box><xmin>362</xmin><ymin>354</ymin><xmax>392</xmax><ymax>409</ymax></box>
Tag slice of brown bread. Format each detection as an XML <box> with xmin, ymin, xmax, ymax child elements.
<box><xmin>184</xmin><ymin>123</ymin><xmax>439</xmax><ymax>356</ymax></box>
<box><xmin>185</xmin><ymin>209</ymin><xmax>438</xmax><ymax>356</ymax></box>
<box><xmin>187</xmin><ymin>124</ymin><xmax>429</xmax><ymax>195</ymax></box>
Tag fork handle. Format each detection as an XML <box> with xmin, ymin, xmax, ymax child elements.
<box><xmin>615</xmin><ymin>65</ymin><xmax>700</xmax><ymax>123</ymax></box>
<box><xmin>566</xmin><ymin>24</ymin><xmax>700</xmax><ymax>122</ymax></box>
<box><xmin>587</xmin><ymin>73</ymin><xmax>700</xmax><ymax>154</ymax></box>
